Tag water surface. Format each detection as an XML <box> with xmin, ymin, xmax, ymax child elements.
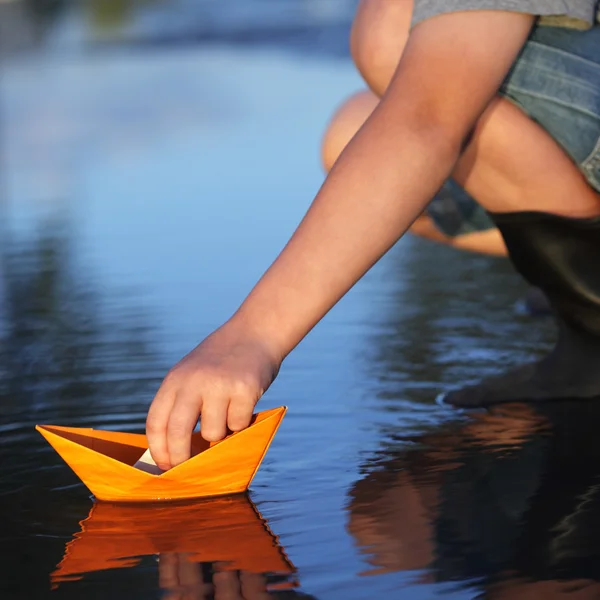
<box><xmin>3</xmin><ymin>5</ymin><xmax>597</xmax><ymax>600</ymax></box>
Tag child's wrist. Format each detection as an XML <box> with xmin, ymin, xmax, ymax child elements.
<box><xmin>225</xmin><ymin>309</ymin><xmax>289</xmax><ymax>365</ymax></box>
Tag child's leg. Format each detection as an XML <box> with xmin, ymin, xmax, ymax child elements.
<box><xmin>455</xmin><ymin>97</ymin><xmax>600</xmax><ymax>217</ymax></box>
<box><xmin>350</xmin><ymin>0</ymin><xmax>413</xmax><ymax>98</ymax></box>
<box><xmin>442</xmin><ymin>25</ymin><xmax>600</xmax><ymax>406</ymax></box>
<box><xmin>348</xmin><ymin>0</ymin><xmax>600</xmax><ymax>218</ymax></box>
<box><xmin>347</xmin><ymin>1</ymin><xmax>600</xmax><ymax>406</ymax></box>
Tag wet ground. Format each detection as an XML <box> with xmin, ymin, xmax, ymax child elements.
<box><xmin>4</xmin><ymin>3</ymin><xmax>600</xmax><ymax>600</ymax></box>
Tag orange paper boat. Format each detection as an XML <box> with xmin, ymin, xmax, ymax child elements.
<box><xmin>51</xmin><ymin>495</ymin><xmax>295</xmax><ymax>588</ymax></box>
<box><xmin>36</xmin><ymin>406</ymin><xmax>286</xmax><ymax>502</ymax></box>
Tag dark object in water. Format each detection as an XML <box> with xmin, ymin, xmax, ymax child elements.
<box><xmin>349</xmin><ymin>400</ymin><xmax>600</xmax><ymax>590</ymax></box>
<box><xmin>442</xmin><ymin>211</ymin><xmax>600</xmax><ymax>407</ymax></box>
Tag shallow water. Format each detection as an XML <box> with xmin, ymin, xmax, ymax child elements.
<box><xmin>5</xmin><ymin>5</ymin><xmax>600</xmax><ymax>600</ymax></box>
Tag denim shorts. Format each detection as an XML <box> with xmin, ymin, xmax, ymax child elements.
<box><xmin>428</xmin><ymin>22</ymin><xmax>600</xmax><ymax>237</ymax></box>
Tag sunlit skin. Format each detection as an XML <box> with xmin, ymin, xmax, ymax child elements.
<box><xmin>344</xmin><ymin>0</ymin><xmax>600</xmax><ymax>219</ymax></box>
<box><xmin>147</xmin><ymin>4</ymin><xmax>600</xmax><ymax>470</ymax></box>
<box><xmin>321</xmin><ymin>89</ymin><xmax>508</xmax><ymax>257</ymax></box>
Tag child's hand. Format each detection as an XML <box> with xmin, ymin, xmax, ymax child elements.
<box><xmin>146</xmin><ymin>322</ymin><xmax>281</xmax><ymax>470</ymax></box>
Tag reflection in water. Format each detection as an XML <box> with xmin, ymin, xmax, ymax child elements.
<box><xmin>348</xmin><ymin>401</ymin><xmax>600</xmax><ymax>598</ymax></box>
<box><xmin>0</xmin><ymin>216</ymin><xmax>167</xmax><ymax>597</ymax></box>
<box><xmin>6</xmin><ymin>1</ymin><xmax>582</xmax><ymax>597</ymax></box>
<box><xmin>1</xmin><ymin>8</ymin><xmax>358</xmax><ymax>593</ymax></box>
<box><xmin>0</xmin><ymin>217</ymin><xmax>161</xmax><ymax>416</ymax></box>
<box><xmin>52</xmin><ymin>495</ymin><xmax>298</xmax><ymax>598</ymax></box>
<box><xmin>368</xmin><ymin>240</ymin><xmax>550</xmax><ymax>410</ymax></box>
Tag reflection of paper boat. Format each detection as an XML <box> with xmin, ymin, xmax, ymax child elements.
<box><xmin>36</xmin><ymin>406</ymin><xmax>286</xmax><ymax>502</ymax></box>
<box><xmin>51</xmin><ymin>495</ymin><xmax>296</xmax><ymax>587</ymax></box>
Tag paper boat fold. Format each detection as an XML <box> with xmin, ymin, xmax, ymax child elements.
<box><xmin>36</xmin><ymin>406</ymin><xmax>286</xmax><ymax>502</ymax></box>
<box><xmin>51</xmin><ymin>495</ymin><xmax>295</xmax><ymax>587</ymax></box>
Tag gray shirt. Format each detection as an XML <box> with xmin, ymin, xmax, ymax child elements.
<box><xmin>412</xmin><ymin>0</ymin><xmax>599</xmax><ymax>29</ymax></box>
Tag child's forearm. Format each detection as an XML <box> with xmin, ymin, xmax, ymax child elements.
<box><xmin>146</xmin><ymin>11</ymin><xmax>533</xmax><ymax>459</ymax></box>
<box><xmin>231</xmin><ymin>97</ymin><xmax>462</xmax><ymax>359</ymax></box>
<box><xmin>226</xmin><ymin>12</ymin><xmax>533</xmax><ymax>363</ymax></box>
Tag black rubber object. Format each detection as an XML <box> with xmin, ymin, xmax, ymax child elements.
<box><xmin>443</xmin><ymin>211</ymin><xmax>600</xmax><ymax>408</ymax></box>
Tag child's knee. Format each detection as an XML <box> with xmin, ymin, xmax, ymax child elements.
<box><xmin>321</xmin><ymin>90</ymin><xmax>379</xmax><ymax>172</ymax></box>
<box><xmin>350</xmin><ymin>0</ymin><xmax>412</xmax><ymax>95</ymax></box>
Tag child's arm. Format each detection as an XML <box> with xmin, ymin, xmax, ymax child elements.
<box><xmin>147</xmin><ymin>10</ymin><xmax>534</xmax><ymax>469</ymax></box>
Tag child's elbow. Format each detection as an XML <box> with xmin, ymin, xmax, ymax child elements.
<box><xmin>405</xmin><ymin>105</ymin><xmax>465</xmax><ymax>164</ymax></box>
<box><xmin>385</xmin><ymin>82</ymin><xmax>476</xmax><ymax>159</ymax></box>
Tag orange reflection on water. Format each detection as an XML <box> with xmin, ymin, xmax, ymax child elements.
<box><xmin>52</xmin><ymin>495</ymin><xmax>296</xmax><ymax>592</ymax></box>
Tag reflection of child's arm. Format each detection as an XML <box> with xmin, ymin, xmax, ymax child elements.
<box><xmin>146</xmin><ymin>11</ymin><xmax>534</xmax><ymax>470</ymax></box>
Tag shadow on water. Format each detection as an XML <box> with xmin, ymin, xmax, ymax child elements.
<box><xmin>348</xmin><ymin>400</ymin><xmax>600</xmax><ymax>598</ymax></box>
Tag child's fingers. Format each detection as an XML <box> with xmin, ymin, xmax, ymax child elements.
<box><xmin>239</xmin><ymin>571</ymin><xmax>270</xmax><ymax>600</ymax></box>
<box><xmin>158</xmin><ymin>552</ymin><xmax>180</xmax><ymax>590</ymax></box>
<box><xmin>227</xmin><ymin>396</ymin><xmax>255</xmax><ymax>432</ymax></box>
<box><xmin>200</xmin><ymin>396</ymin><xmax>230</xmax><ymax>442</ymax></box>
<box><xmin>166</xmin><ymin>391</ymin><xmax>202</xmax><ymax>467</ymax></box>
<box><xmin>146</xmin><ymin>380</ymin><xmax>177</xmax><ymax>470</ymax></box>
<box><xmin>213</xmin><ymin>571</ymin><xmax>243</xmax><ymax>600</ymax></box>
